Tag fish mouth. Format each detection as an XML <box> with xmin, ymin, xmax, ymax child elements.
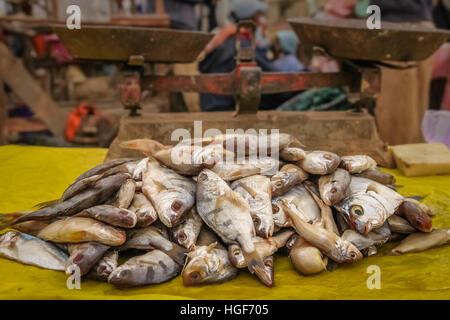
<box><xmin>251</xmin><ymin>264</ymin><xmax>274</xmax><ymax>287</ymax></box>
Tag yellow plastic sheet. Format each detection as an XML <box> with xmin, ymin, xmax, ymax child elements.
<box><xmin>0</xmin><ymin>145</ymin><xmax>449</xmax><ymax>300</ymax></box>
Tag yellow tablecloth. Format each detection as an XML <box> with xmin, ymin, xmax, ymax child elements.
<box><xmin>0</xmin><ymin>145</ymin><xmax>449</xmax><ymax>300</ymax></box>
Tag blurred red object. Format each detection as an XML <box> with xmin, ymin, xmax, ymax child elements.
<box><xmin>65</xmin><ymin>102</ymin><xmax>102</xmax><ymax>142</ymax></box>
<box><xmin>324</xmin><ymin>0</ymin><xmax>359</xmax><ymax>18</ymax></box>
<box><xmin>33</xmin><ymin>35</ymin><xmax>48</xmax><ymax>57</ymax></box>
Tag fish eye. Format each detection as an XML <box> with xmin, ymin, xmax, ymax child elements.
<box><xmin>178</xmin><ymin>232</ymin><xmax>187</xmax><ymax>241</ymax></box>
<box><xmin>350</xmin><ymin>252</ymin><xmax>356</xmax><ymax>259</ymax></box>
<box><xmin>233</xmin><ymin>250</ymin><xmax>241</xmax><ymax>256</ymax></box>
<box><xmin>350</xmin><ymin>205</ymin><xmax>364</xmax><ymax>217</ymax></box>
<box><xmin>189</xmin><ymin>272</ymin><xmax>200</xmax><ymax>280</ymax></box>
<box><xmin>272</xmin><ymin>204</ymin><xmax>280</xmax><ymax>213</ymax></box>
<box><xmin>171</xmin><ymin>201</ymin><xmax>182</xmax><ymax>213</ymax></box>
<box><xmin>275</xmin><ymin>181</ymin><xmax>283</xmax><ymax>187</ymax></box>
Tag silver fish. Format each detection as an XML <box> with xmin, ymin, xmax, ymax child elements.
<box><xmin>196</xmin><ymin>169</ymin><xmax>268</xmax><ymax>283</ymax></box>
<box><xmin>231</xmin><ymin>175</ymin><xmax>274</xmax><ymax>238</ymax></box>
<box><xmin>88</xmin><ymin>250</ymin><xmax>119</xmax><ymax>281</ymax></box>
<box><xmin>278</xmin><ymin>185</ymin><xmax>322</xmax><ymax>226</ymax></box>
<box><xmin>0</xmin><ymin>231</ymin><xmax>68</xmax><ymax>271</ymax></box>
<box><xmin>182</xmin><ymin>242</ymin><xmax>238</xmax><ymax>286</ymax></box>
<box><xmin>318</xmin><ymin>169</ymin><xmax>351</xmax><ymax>206</ymax></box>
<box><xmin>335</xmin><ymin>177</ymin><xmax>404</xmax><ymax>234</ymax></box>
<box><xmin>355</xmin><ymin>167</ymin><xmax>396</xmax><ymax>185</ymax></box>
<box><xmin>129</xmin><ymin>192</ymin><xmax>158</xmax><ymax>228</ymax></box>
<box><xmin>389</xmin><ymin>229</ymin><xmax>450</xmax><ymax>255</ymax></box>
<box><xmin>280</xmin><ymin>147</ymin><xmax>306</xmax><ymax>162</ymax></box>
<box><xmin>388</xmin><ymin>215</ymin><xmax>416</xmax><ymax>234</ymax></box>
<box><xmin>342</xmin><ymin>222</ymin><xmax>390</xmax><ymax>251</ymax></box>
<box><xmin>1</xmin><ymin>173</ymin><xmax>130</xmax><ymax>229</ymax></box>
<box><xmin>171</xmin><ymin>207</ymin><xmax>203</xmax><ymax>250</ymax></box>
<box><xmin>297</xmin><ymin>151</ymin><xmax>341</xmax><ymax>175</ymax></box>
<box><xmin>210</xmin><ymin>157</ymin><xmax>279</xmax><ymax>181</ymax></box>
<box><xmin>271</xmin><ymin>197</ymin><xmax>291</xmax><ymax>228</ymax></box>
<box><xmin>286</xmin><ymin>209</ymin><xmax>363</xmax><ymax>263</ymax></box>
<box><xmin>304</xmin><ymin>183</ymin><xmax>339</xmax><ymax>235</ymax></box>
<box><xmin>37</xmin><ymin>217</ymin><xmax>126</xmax><ymax>246</ymax></box>
<box><xmin>271</xmin><ymin>164</ymin><xmax>308</xmax><ymax>197</ymax></box>
<box><xmin>142</xmin><ymin>157</ymin><xmax>196</xmax><ymax>227</ymax></box>
<box><xmin>340</xmin><ymin>155</ymin><xmax>377</xmax><ymax>174</ymax></box>
<box><xmin>289</xmin><ymin>236</ymin><xmax>327</xmax><ymax>276</ymax></box>
<box><xmin>66</xmin><ymin>242</ymin><xmax>109</xmax><ymax>276</ymax></box>
<box><xmin>121</xmin><ymin>225</ymin><xmax>188</xmax><ymax>265</ymax></box>
<box><xmin>76</xmin><ymin>205</ymin><xmax>137</xmax><ymax>228</ymax></box>
<box><xmin>108</xmin><ymin>250</ymin><xmax>181</xmax><ymax>287</ymax></box>
<box><xmin>75</xmin><ymin>158</ymin><xmax>136</xmax><ymax>182</ymax></box>
<box><xmin>113</xmin><ymin>179</ymin><xmax>136</xmax><ymax>209</ymax></box>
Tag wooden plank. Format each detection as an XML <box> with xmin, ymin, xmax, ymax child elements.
<box><xmin>0</xmin><ymin>42</ymin><xmax>65</xmax><ymax>136</ymax></box>
<box><xmin>0</xmin><ymin>81</ymin><xmax>6</xmax><ymax>145</ymax></box>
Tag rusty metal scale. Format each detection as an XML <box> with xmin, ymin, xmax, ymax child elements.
<box><xmin>54</xmin><ymin>19</ymin><xmax>450</xmax><ymax>167</ymax></box>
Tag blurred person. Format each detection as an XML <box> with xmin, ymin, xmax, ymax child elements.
<box><xmin>324</xmin><ymin>0</ymin><xmax>436</xmax><ymax>145</ymax></box>
<box><xmin>199</xmin><ymin>0</ymin><xmax>269</xmax><ymax>111</ymax></box>
<box><xmin>146</xmin><ymin>0</ymin><xmax>205</xmax><ymax>30</ymax></box>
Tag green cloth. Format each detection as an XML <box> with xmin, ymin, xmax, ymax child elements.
<box><xmin>277</xmin><ymin>88</ymin><xmax>352</xmax><ymax>112</ymax></box>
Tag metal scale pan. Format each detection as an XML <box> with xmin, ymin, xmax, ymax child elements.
<box><xmin>53</xmin><ymin>26</ymin><xmax>213</xmax><ymax>63</ymax></box>
<box><xmin>289</xmin><ymin>18</ymin><xmax>450</xmax><ymax>62</ymax></box>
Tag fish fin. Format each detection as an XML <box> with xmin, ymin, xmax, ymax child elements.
<box><xmin>247</xmin><ymin>251</ymin><xmax>273</xmax><ymax>287</ymax></box>
<box><xmin>205</xmin><ymin>242</ymin><xmax>217</xmax><ymax>253</ymax></box>
<box><xmin>0</xmin><ymin>212</ymin><xmax>26</xmax><ymax>230</ymax></box>
<box><xmin>162</xmin><ymin>242</ymin><xmax>189</xmax><ymax>266</ymax></box>
<box><xmin>120</xmin><ymin>139</ymin><xmax>169</xmax><ymax>156</ymax></box>
<box><xmin>32</xmin><ymin>199</ymin><xmax>59</xmax><ymax>209</ymax></box>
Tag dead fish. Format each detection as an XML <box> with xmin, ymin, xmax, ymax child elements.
<box><xmin>170</xmin><ymin>207</ymin><xmax>203</xmax><ymax>250</ymax></box>
<box><xmin>389</xmin><ymin>229</ymin><xmax>450</xmax><ymax>255</ymax></box>
<box><xmin>396</xmin><ymin>200</ymin><xmax>432</xmax><ymax>233</ymax></box>
<box><xmin>142</xmin><ymin>157</ymin><xmax>196</xmax><ymax>227</ymax></box>
<box><xmin>108</xmin><ymin>250</ymin><xmax>181</xmax><ymax>288</ymax></box>
<box><xmin>335</xmin><ymin>177</ymin><xmax>404</xmax><ymax>234</ymax></box>
<box><xmin>388</xmin><ymin>215</ymin><xmax>416</xmax><ymax>234</ymax></box>
<box><xmin>1</xmin><ymin>173</ymin><xmax>130</xmax><ymax>229</ymax></box>
<box><xmin>341</xmin><ymin>229</ymin><xmax>375</xmax><ymax>251</ymax></box>
<box><xmin>12</xmin><ymin>220</ymin><xmax>49</xmax><ymax>237</ymax></box>
<box><xmin>196</xmin><ymin>169</ymin><xmax>268</xmax><ymax>283</ymax></box>
<box><xmin>231</xmin><ymin>175</ymin><xmax>274</xmax><ymax>238</ymax></box>
<box><xmin>355</xmin><ymin>167</ymin><xmax>396</xmax><ymax>185</ymax></box>
<box><xmin>278</xmin><ymin>185</ymin><xmax>322</xmax><ymax>226</ymax></box>
<box><xmin>289</xmin><ymin>236</ymin><xmax>327</xmax><ymax>276</ymax></box>
<box><xmin>318</xmin><ymin>169</ymin><xmax>351</xmax><ymax>206</ymax></box>
<box><xmin>196</xmin><ymin>226</ymin><xmax>223</xmax><ymax>247</ymax></box>
<box><xmin>340</xmin><ymin>155</ymin><xmax>377</xmax><ymax>174</ymax></box>
<box><xmin>271</xmin><ymin>164</ymin><xmax>308</xmax><ymax>197</ymax></box>
<box><xmin>271</xmin><ymin>197</ymin><xmax>292</xmax><ymax>228</ymax></box>
<box><xmin>66</xmin><ymin>242</ymin><xmax>109</xmax><ymax>276</ymax></box>
<box><xmin>286</xmin><ymin>209</ymin><xmax>363</xmax><ymax>263</ymax></box>
<box><xmin>129</xmin><ymin>193</ymin><xmax>158</xmax><ymax>228</ymax></box>
<box><xmin>133</xmin><ymin>158</ymin><xmax>149</xmax><ymax>181</ymax></box>
<box><xmin>113</xmin><ymin>179</ymin><xmax>136</xmax><ymax>209</ymax></box>
<box><xmin>405</xmin><ymin>198</ymin><xmax>434</xmax><ymax>216</ymax></box>
<box><xmin>76</xmin><ymin>205</ymin><xmax>137</xmax><ymax>229</ymax></box>
<box><xmin>228</xmin><ymin>230</ymin><xmax>294</xmax><ymax>269</ymax></box>
<box><xmin>210</xmin><ymin>157</ymin><xmax>279</xmax><ymax>181</ymax></box>
<box><xmin>0</xmin><ymin>231</ymin><xmax>68</xmax><ymax>271</ymax></box>
<box><xmin>88</xmin><ymin>250</ymin><xmax>119</xmax><ymax>281</ymax></box>
<box><xmin>297</xmin><ymin>151</ymin><xmax>341</xmax><ymax>175</ymax></box>
<box><xmin>305</xmin><ymin>183</ymin><xmax>339</xmax><ymax>235</ymax></box>
<box><xmin>120</xmin><ymin>225</ymin><xmax>188</xmax><ymax>265</ymax></box>
<box><xmin>182</xmin><ymin>242</ymin><xmax>238</xmax><ymax>286</ymax></box>
<box><xmin>37</xmin><ymin>217</ymin><xmax>126</xmax><ymax>246</ymax></box>
<box><xmin>75</xmin><ymin>158</ymin><xmax>136</xmax><ymax>182</ymax></box>
<box><xmin>280</xmin><ymin>147</ymin><xmax>306</xmax><ymax>162</ymax></box>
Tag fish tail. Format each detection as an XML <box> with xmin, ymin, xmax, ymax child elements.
<box><xmin>32</xmin><ymin>199</ymin><xmax>59</xmax><ymax>209</ymax></box>
<box><xmin>0</xmin><ymin>212</ymin><xmax>26</xmax><ymax>230</ymax></box>
<box><xmin>120</xmin><ymin>139</ymin><xmax>168</xmax><ymax>156</ymax></box>
<box><xmin>164</xmin><ymin>244</ymin><xmax>189</xmax><ymax>266</ymax></box>
<box><xmin>247</xmin><ymin>251</ymin><xmax>274</xmax><ymax>287</ymax></box>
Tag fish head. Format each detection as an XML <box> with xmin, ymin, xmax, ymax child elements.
<box><xmin>228</xmin><ymin>244</ymin><xmax>246</xmax><ymax>268</ymax></box>
<box><xmin>173</xmin><ymin>228</ymin><xmax>195</xmax><ymax>249</ymax></box>
<box><xmin>304</xmin><ymin>151</ymin><xmax>340</xmax><ymax>175</ymax></box>
<box><xmin>337</xmin><ymin>239</ymin><xmax>363</xmax><ymax>263</ymax></box>
<box><xmin>183</xmin><ymin>243</ymin><xmax>232</xmax><ymax>286</ymax></box>
<box><xmin>336</xmin><ymin>194</ymin><xmax>387</xmax><ymax>234</ymax></box>
<box><xmin>157</xmin><ymin>191</ymin><xmax>192</xmax><ymax>228</ymax></box>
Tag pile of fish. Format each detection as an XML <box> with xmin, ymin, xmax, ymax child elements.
<box><xmin>0</xmin><ymin>133</ymin><xmax>449</xmax><ymax>288</ymax></box>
